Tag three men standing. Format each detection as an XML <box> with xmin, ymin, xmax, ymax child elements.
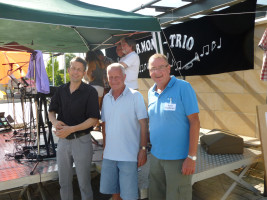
<box><xmin>49</xmin><ymin>52</ymin><xmax>199</xmax><ymax>200</ymax></box>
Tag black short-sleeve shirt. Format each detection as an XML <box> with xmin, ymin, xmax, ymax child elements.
<box><xmin>49</xmin><ymin>82</ymin><xmax>100</xmax><ymax>132</ymax></box>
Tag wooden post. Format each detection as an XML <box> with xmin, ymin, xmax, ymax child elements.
<box><xmin>256</xmin><ymin>104</ymin><xmax>267</xmax><ymax>196</ymax></box>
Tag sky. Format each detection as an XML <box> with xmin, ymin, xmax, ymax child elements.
<box><xmin>80</xmin><ymin>0</ymin><xmax>152</xmax><ymax>12</ymax></box>
<box><xmin>79</xmin><ymin>0</ymin><xmax>189</xmax><ymax>16</ymax></box>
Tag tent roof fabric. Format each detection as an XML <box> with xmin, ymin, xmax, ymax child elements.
<box><xmin>0</xmin><ymin>0</ymin><xmax>161</xmax><ymax>52</ymax></box>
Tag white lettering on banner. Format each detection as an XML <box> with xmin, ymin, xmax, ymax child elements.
<box><xmin>136</xmin><ymin>44</ymin><xmax>141</xmax><ymax>54</ymax></box>
<box><xmin>141</xmin><ymin>42</ymin><xmax>146</xmax><ymax>53</ymax></box>
<box><xmin>182</xmin><ymin>35</ymin><xmax>187</xmax><ymax>49</ymax></box>
<box><xmin>136</xmin><ymin>39</ymin><xmax>156</xmax><ymax>54</ymax></box>
<box><xmin>169</xmin><ymin>34</ymin><xmax>194</xmax><ymax>50</ymax></box>
<box><xmin>139</xmin><ymin>63</ymin><xmax>148</xmax><ymax>73</ymax></box>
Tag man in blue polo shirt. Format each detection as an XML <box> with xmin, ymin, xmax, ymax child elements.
<box><xmin>100</xmin><ymin>63</ymin><xmax>148</xmax><ymax>200</ymax></box>
<box><xmin>147</xmin><ymin>54</ymin><xmax>200</xmax><ymax>200</ymax></box>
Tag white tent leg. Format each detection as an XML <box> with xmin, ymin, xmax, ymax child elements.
<box><xmin>152</xmin><ymin>31</ymin><xmax>163</xmax><ymax>54</ymax></box>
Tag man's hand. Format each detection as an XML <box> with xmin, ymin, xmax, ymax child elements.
<box><xmin>181</xmin><ymin>157</ymin><xmax>196</xmax><ymax>175</ymax></box>
<box><xmin>137</xmin><ymin>149</ymin><xmax>147</xmax><ymax>167</ymax></box>
<box><xmin>54</xmin><ymin>120</ymin><xmax>66</xmax><ymax>130</ymax></box>
<box><xmin>55</xmin><ymin>125</ymin><xmax>74</xmax><ymax>138</ymax></box>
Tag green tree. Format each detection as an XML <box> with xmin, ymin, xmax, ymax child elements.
<box><xmin>65</xmin><ymin>53</ymin><xmax>76</xmax><ymax>70</ymax></box>
<box><xmin>46</xmin><ymin>53</ymin><xmax>76</xmax><ymax>86</ymax></box>
<box><xmin>46</xmin><ymin>54</ymin><xmax>62</xmax><ymax>86</ymax></box>
<box><xmin>64</xmin><ymin>53</ymin><xmax>76</xmax><ymax>83</ymax></box>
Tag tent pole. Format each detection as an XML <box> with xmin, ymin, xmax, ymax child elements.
<box><xmin>93</xmin><ymin>36</ymin><xmax>113</xmax><ymax>51</ymax></box>
<box><xmin>131</xmin><ymin>0</ymin><xmax>161</xmax><ymax>12</ymax></box>
<box><xmin>63</xmin><ymin>54</ymin><xmax>66</xmax><ymax>83</ymax></box>
<box><xmin>72</xmin><ymin>27</ymin><xmax>90</xmax><ymax>50</ymax></box>
<box><xmin>152</xmin><ymin>31</ymin><xmax>163</xmax><ymax>54</ymax></box>
<box><xmin>52</xmin><ymin>56</ymin><xmax>54</xmax><ymax>86</ymax></box>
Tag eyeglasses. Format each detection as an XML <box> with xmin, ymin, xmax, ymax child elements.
<box><xmin>69</xmin><ymin>67</ymin><xmax>84</xmax><ymax>73</ymax></box>
<box><xmin>149</xmin><ymin>64</ymin><xmax>169</xmax><ymax>73</ymax></box>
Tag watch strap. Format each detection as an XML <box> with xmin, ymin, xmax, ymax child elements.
<box><xmin>187</xmin><ymin>155</ymin><xmax>197</xmax><ymax>160</ymax></box>
<box><xmin>140</xmin><ymin>146</ymin><xmax>146</xmax><ymax>150</ymax></box>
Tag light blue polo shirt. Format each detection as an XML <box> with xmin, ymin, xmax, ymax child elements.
<box><xmin>148</xmin><ymin>76</ymin><xmax>199</xmax><ymax>160</ymax></box>
<box><xmin>101</xmin><ymin>86</ymin><xmax>148</xmax><ymax>162</ymax></box>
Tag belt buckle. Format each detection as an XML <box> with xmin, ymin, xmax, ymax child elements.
<box><xmin>74</xmin><ymin>133</ymin><xmax>77</xmax><ymax>139</ymax></box>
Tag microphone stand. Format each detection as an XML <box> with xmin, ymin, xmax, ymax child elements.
<box><xmin>30</xmin><ymin>51</ymin><xmax>43</xmax><ymax>175</ymax></box>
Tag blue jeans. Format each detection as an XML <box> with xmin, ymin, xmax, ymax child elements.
<box><xmin>100</xmin><ymin>159</ymin><xmax>138</xmax><ymax>200</ymax></box>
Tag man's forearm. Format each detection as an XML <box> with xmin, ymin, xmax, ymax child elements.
<box><xmin>102</xmin><ymin>122</ymin><xmax>106</xmax><ymax>148</ymax></box>
<box><xmin>49</xmin><ymin>111</ymin><xmax>97</xmax><ymax>131</ymax></box>
<box><xmin>139</xmin><ymin>118</ymin><xmax>148</xmax><ymax>147</ymax></box>
<box><xmin>188</xmin><ymin>113</ymin><xmax>200</xmax><ymax>156</ymax></box>
<box><xmin>72</xmin><ymin>118</ymin><xmax>98</xmax><ymax>132</ymax></box>
<box><xmin>48</xmin><ymin>111</ymin><xmax>57</xmax><ymax>126</ymax></box>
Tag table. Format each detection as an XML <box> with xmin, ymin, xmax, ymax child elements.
<box><xmin>193</xmin><ymin>145</ymin><xmax>262</xmax><ymax>199</ymax></box>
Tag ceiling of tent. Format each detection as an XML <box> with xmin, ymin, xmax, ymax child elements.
<box><xmin>0</xmin><ymin>0</ymin><xmax>265</xmax><ymax>53</ymax></box>
<box><xmin>131</xmin><ymin>0</ymin><xmax>267</xmax><ymax>27</ymax></box>
<box><xmin>0</xmin><ymin>0</ymin><xmax>161</xmax><ymax>53</ymax></box>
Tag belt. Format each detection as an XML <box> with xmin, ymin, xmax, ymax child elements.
<box><xmin>66</xmin><ymin>131</ymin><xmax>89</xmax><ymax>140</ymax></box>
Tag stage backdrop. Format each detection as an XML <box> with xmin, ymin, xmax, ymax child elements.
<box><xmin>106</xmin><ymin>0</ymin><xmax>256</xmax><ymax>77</ymax></box>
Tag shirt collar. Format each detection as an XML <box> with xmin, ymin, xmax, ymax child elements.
<box><xmin>152</xmin><ymin>75</ymin><xmax>176</xmax><ymax>93</ymax></box>
<box><xmin>126</xmin><ymin>51</ymin><xmax>135</xmax><ymax>57</ymax></box>
<box><xmin>107</xmin><ymin>85</ymin><xmax>129</xmax><ymax>97</ymax></box>
<box><xmin>64</xmin><ymin>81</ymin><xmax>86</xmax><ymax>93</ymax></box>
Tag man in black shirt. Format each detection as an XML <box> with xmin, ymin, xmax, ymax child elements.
<box><xmin>49</xmin><ymin>57</ymin><xmax>100</xmax><ymax>200</ymax></box>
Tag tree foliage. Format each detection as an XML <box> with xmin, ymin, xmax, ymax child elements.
<box><xmin>46</xmin><ymin>53</ymin><xmax>76</xmax><ymax>86</ymax></box>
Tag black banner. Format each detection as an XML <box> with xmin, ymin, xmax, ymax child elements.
<box><xmin>163</xmin><ymin>0</ymin><xmax>256</xmax><ymax>76</ymax></box>
<box><xmin>106</xmin><ymin>0</ymin><xmax>256</xmax><ymax>77</ymax></box>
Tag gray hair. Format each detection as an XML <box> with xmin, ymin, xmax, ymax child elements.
<box><xmin>120</xmin><ymin>37</ymin><xmax>136</xmax><ymax>51</ymax></box>
<box><xmin>107</xmin><ymin>63</ymin><xmax>126</xmax><ymax>75</ymax></box>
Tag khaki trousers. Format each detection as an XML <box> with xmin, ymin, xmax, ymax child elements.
<box><xmin>149</xmin><ymin>154</ymin><xmax>192</xmax><ymax>200</ymax></box>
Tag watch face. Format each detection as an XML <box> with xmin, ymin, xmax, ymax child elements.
<box><xmin>188</xmin><ymin>155</ymin><xmax>197</xmax><ymax>160</ymax></box>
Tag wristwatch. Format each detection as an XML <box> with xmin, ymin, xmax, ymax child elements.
<box><xmin>187</xmin><ymin>155</ymin><xmax>197</xmax><ymax>161</ymax></box>
<box><xmin>140</xmin><ymin>146</ymin><xmax>146</xmax><ymax>151</ymax></box>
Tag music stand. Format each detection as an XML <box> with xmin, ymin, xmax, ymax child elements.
<box><xmin>28</xmin><ymin>51</ymin><xmax>56</xmax><ymax>175</ymax></box>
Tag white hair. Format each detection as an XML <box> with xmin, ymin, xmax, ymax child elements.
<box><xmin>107</xmin><ymin>63</ymin><xmax>126</xmax><ymax>75</ymax></box>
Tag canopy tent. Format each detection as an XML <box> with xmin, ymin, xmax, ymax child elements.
<box><xmin>0</xmin><ymin>0</ymin><xmax>161</xmax><ymax>53</ymax></box>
